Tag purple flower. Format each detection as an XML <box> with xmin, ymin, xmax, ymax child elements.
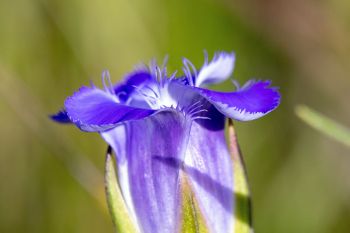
<box><xmin>52</xmin><ymin>51</ymin><xmax>280</xmax><ymax>233</ymax></box>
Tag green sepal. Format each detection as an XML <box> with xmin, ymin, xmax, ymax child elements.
<box><xmin>228</xmin><ymin>120</ymin><xmax>253</xmax><ymax>233</ymax></box>
<box><xmin>179</xmin><ymin>171</ymin><xmax>209</xmax><ymax>233</ymax></box>
<box><xmin>105</xmin><ymin>146</ymin><xmax>138</xmax><ymax>233</ymax></box>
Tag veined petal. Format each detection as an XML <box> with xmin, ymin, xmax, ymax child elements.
<box><xmin>195</xmin><ymin>52</ymin><xmax>235</xmax><ymax>87</ymax></box>
<box><xmin>65</xmin><ymin>86</ymin><xmax>155</xmax><ymax>132</ymax></box>
<box><xmin>125</xmin><ymin>110</ymin><xmax>192</xmax><ymax>233</ymax></box>
<box><xmin>184</xmin><ymin>108</ymin><xmax>235</xmax><ymax>233</ymax></box>
<box><xmin>194</xmin><ymin>80</ymin><xmax>280</xmax><ymax>121</ymax></box>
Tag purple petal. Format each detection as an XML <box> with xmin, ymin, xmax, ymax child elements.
<box><xmin>113</xmin><ymin>70</ymin><xmax>152</xmax><ymax>103</ymax></box>
<box><xmin>195</xmin><ymin>52</ymin><xmax>235</xmax><ymax>87</ymax></box>
<box><xmin>195</xmin><ymin>80</ymin><xmax>280</xmax><ymax>121</ymax></box>
<box><xmin>50</xmin><ymin>110</ymin><xmax>71</xmax><ymax>123</ymax></box>
<box><xmin>124</xmin><ymin>110</ymin><xmax>191</xmax><ymax>233</ymax></box>
<box><xmin>65</xmin><ymin>86</ymin><xmax>155</xmax><ymax>132</ymax></box>
<box><xmin>184</xmin><ymin>109</ymin><xmax>234</xmax><ymax>233</ymax></box>
<box><xmin>102</xmin><ymin>102</ymin><xmax>235</xmax><ymax>233</ymax></box>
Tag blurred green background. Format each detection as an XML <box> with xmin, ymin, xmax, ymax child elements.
<box><xmin>1</xmin><ymin>0</ymin><xmax>350</xmax><ymax>232</ymax></box>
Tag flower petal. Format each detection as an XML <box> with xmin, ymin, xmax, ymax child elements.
<box><xmin>65</xmin><ymin>86</ymin><xmax>155</xmax><ymax>132</ymax></box>
<box><xmin>194</xmin><ymin>80</ymin><xmax>280</xmax><ymax>121</ymax></box>
<box><xmin>184</xmin><ymin>108</ymin><xmax>235</xmax><ymax>233</ymax></box>
<box><xmin>195</xmin><ymin>52</ymin><xmax>235</xmax><ymax>87</ymax></box>
<box><xmin>124</xmin><ymin>110</ymin><xmax>191</xmax><ymax>233</ymax></box>
<box><xmin>50</xmin><ymin>110</ymin><xmax>71</xmax><ymax>123</ymax></box>
<box><xmin>113</xmin><ymin>69</ymin><xmax>152</xmax><ymax>103</ymax></box>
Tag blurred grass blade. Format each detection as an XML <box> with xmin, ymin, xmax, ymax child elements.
<box><xmin>295</xmin><ymin>105</ymin><xmax>350</xmax><ymax>147</ymax></box>
<box><xmin>105</xmin><ymin>146</ymin><xmax>138</xmax><ymax>233</ymax></box>
<box><xmin>0</xmin><ymin>65</ymin><xmax>105</xmax><ymax>208</ymax></box>
<box><xmin>228</xmin><ymin>119</ymin><xmax>253</xmax><ymax>233</ymax></box>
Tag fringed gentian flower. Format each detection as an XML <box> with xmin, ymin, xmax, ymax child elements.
<box><xmin>51</xmin><ymin>51</ymin><xmax>280</xmax><ymax>233</ymax></box>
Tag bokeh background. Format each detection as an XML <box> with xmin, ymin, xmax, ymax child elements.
<box><xmin>1</xmin><ymin>0</ymin><xmax>350</xmax><ymax>232</ymax></box>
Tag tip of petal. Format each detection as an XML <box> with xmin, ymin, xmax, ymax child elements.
<box><xmin>50</xmin><ymin>110</ymin><xmax>71</xmax><ymax>123</ymax></box>
<box><xmin>195</xmin><ymin>51</ymin><xmax>235</xmax><ymax>87</ymax></box>
<box><xmin>63</xmin><ymin>84</ymin><xmax>157</xmax><ymax>132</ymax></box>
<box><xmin>228</xmin><ymin>80</ymin><xmax>281</xmax><ymax>121</ymax></box>
<box><xmin>194</xmin><ymin>79</ymin><xmax>280</xmax><ymax>121</ymax></box>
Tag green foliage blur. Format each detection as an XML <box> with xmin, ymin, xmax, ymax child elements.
<box><xmin>1</xmin><ymin>0</ymin><xmax>350</xmax><ymax>232</ymax></box>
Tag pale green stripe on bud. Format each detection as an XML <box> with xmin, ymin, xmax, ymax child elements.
<box><xmin>105</xmin><ymin>146</ymin><xmax>138</xmax><ymax>233</ymax></box>
<box><xmin>179</xmin><ymin>171</ymin><xmax>209</xmax><ymax>233</ymax></box>
<box><xmin>228</xmin><ymin>120</ymin><xmax>253</xmax><ymax>233</ymax></box>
